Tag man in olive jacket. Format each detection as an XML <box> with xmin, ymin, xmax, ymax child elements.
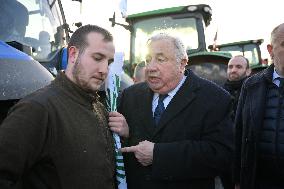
<box><xmin>0</xmin><ymin>25</ymin><xmax>116</xmax><ymax>189</ymax></box>
<box><xmin>109</xmin><ymin>33</ymin><xmax>234</xmax><ymax>189</ymax></box>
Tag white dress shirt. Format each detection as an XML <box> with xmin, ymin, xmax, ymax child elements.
<box><xmin>152</xmin><ymin>75</ymin><xmax>187</xmax><ymax>116</ymax></box>
<box><xmin>273</xmin><ymin>68</ymin><xmax>284</xmax><ymax>87</ymax></box>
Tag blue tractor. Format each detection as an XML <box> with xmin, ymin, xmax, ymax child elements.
<box><xmin>0</xmin><ymin>0</ymin><xmax>67</xmax><ymax>123</ymax></box>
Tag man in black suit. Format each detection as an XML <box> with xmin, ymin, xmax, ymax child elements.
<box><xmin>109</xmin><ymin>33</ymin><xmax>233</xmax><ymax>189</ymax></box>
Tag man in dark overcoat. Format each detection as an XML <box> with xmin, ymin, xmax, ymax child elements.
<box><xmin>109</xmin><ymin>33</ymin><xmax>234</xmax><ymax>189</ymax></box>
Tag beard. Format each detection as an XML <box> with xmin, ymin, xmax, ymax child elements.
<box><xmin>229</xmin><ymin>72</ymin><xmax>246</xmax><ymax>81</ymax></box>
<box><xmin>72</xmin><ymin>58</ymin><xmax>103</xmax><ymax>94</ymax></box>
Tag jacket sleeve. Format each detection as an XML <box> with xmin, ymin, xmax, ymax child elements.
<box><xmin>151</xmin><ymin>94</ymin><xmax>234</xmax><ymax>180</ymax></box>
<box><xmin>0</xmin><ymin>100</ymin><xmax>49</xmax><ymax>187</ymax></box>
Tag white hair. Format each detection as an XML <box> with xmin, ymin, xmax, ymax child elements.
<box><xmin>147</xmin><ymin>33</ymin><xmax>188</xmax><ymax>63</ymax></box>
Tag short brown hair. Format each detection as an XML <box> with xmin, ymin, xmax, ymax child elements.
<box><xmin>67</xmin><ymin>24</ymin><xmax>113</xmax><ymax>54</ymax></box>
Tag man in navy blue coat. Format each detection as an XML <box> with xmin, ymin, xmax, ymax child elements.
<box><xmin>234</xmin><ymin>23</ymin><xmax>284</xmax><ymax>189</ymax></box>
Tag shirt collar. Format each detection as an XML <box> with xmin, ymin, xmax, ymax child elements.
<box><xmin>153</xmin><ymin>75</ymin><xmax>187</xmax><ymax>99</ymax></box>
<box><xmin>53</xmin><ymin>72</ymin><xmax>98</xmax><ymax>108</ymax></box>
<box><xmin>273</xmin><ymin>68</ymin><xmax>284</xmax><ymax>81</ymax></box>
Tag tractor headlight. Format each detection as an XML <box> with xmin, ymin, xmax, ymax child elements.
<box><xmin>203</xmin><ymin>6</ymin><xmax>212</xmax><ymax>14</ymax></box>
<box><xmin>187</xmin><ymin>6</ymin><xmax>198</xmax><ymax>12</ymax></box>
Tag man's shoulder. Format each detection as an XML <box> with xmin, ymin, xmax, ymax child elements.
<box><xmin>118</xmin><ymin>82</ymin><xmax>149</xmax><ymax>108</ymax></box>
<box><xmin>20</xmin><ymin>82</ymin><xmax>58</xmax><ymax>106</ymax></box>
<box><xmin>194</xmin><ymin>74</ymin><xmax>230</xmax><ymax>97</ymax></box>
<box><xmin>243</xmin><ymin>72</ymin><xmax>266</xmax><ymax>89</ymax></box>
<box><xmin>244</xmin><ymin>64</ymin><xmax>273</xmax><ymax>88</ymax></box>
<box><xmin>123</xmin><ymin>82</ymin><xmax>149</xmax><ymax>94</ymax></box>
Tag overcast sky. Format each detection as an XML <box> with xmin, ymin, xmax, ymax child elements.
<box><xmin>63</xmin><ymin>0</ymin><xmax>284</xmax><ymax>59</ymax></box>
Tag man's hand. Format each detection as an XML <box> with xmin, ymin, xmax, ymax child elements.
<box><xmin>108</xmin><ymin>111</ymin><xmax>129</xmax><ymax>138</ymax></box>
<box><xmin>120</xmin><ymin>140</ymin><xmax>154</xmax><ymax>166</ymax></box>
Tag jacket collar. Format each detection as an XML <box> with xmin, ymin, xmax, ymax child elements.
<box><xmin>224</xmin><ymin>77</ymin><xmax>247</xmax><ymax>91</ymax></box>
<box><xmin>263</xmin><ymin>64</ymin><xmax>274</xmax><ymax>82</ymax></box>
<box><xmin>152</xmin><ymin>69</ymin><xmax>200</xmax><ymax>137</ymax></box>
<box><xmin>246</xmin><ymin>64</ymin><xmax>274</xmax><ymax>88</ymax></box>
<box><xmin>53</xmin><ymin>72</ymin><xmax>98</xmax><ymax>108</ymax></box>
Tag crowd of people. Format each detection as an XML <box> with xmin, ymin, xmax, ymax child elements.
<box><xmin>0</xmin><ymin>22</ymin><xmax>284</xmax><ymax>189</ymax></box>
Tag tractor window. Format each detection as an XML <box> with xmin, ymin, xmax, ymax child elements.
<box><xmin>131</xmin><ymin>17</ymin><xmax>198</xmax><ymax>64</ymax></box>
<box><xmin>219</xmin><ymin>44</ymin><xmax>260</xmax><ymax>66</ymax></box>
<box><xmin>243</xmin><ymin>44</ymin><xmax>259</xmax><ymax>66</ymax></box>
<box><xmin>0</xmin><ymin>0</ymin><xmax>29</xmax><ymax>43</ymax></box>
<box><xmin>219</xmin><ymin>46</ymin><xmax>243</xmax><ymax>57</ymax></box>
<box><xmin>0</xmin><ymin>0</ymin><xmax>64</xmax><ymax>61</ymax></box>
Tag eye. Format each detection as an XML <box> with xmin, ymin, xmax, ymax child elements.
<box><xmin>145</xmin><ymin>56</ymin><xmax>152</xmax><ymax>64</ymax></box>
<box><xmin>156</xmin><ymin>56</ymin><xmax>167</xmax><ymax>63</ymax></box>
<box><xmin>93</xmin><ymin>55</ymin><xmax>103</xmax><ymax>62</ymax></box>
<box><xmin>157</xmin><ymin>58</ymin><xmax>164</xmax><ymax>62</ymax></box>
<box><xmin>108</xmin><ymin>58</ymin><xmax>114</xmax><ymax>65</ymax></box>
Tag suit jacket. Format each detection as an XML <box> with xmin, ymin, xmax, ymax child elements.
<box><xmin>118</xmin><ymin>69</ymin><xmax>234</xmax><ymax>189</ymax></box>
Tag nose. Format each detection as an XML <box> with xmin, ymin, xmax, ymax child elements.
<box><xmin>230</xmin><ymin>66</ymin><xmax>238</xmax><ymax>72</ymax></box>
<box><xmin>99</xmin><ymin>61</ymin><xmax>109</xmax><ymax>76</ymax></box>
<box><xmin>146</xmin><ymin>59</ymin><xmax>157</xmax><ymax>71</ymax></box>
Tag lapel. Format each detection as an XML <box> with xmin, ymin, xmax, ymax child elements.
<box><xmin>152</xmin><ymin>70</ymin><xmax>200</xmax><ymax>137</ymax></box>
<box><xmin>138</xmin><ymin>85</ymin><xmax>156</xmax><ymax>136</ymax></box>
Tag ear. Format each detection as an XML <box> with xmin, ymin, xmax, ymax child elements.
<box><xmin>68</xmin><ymin>46</ymin><xmax>79</xmax><ymax>65</ymax></box>
<box><xmin>246</xmin><ymin>68</ymin><xmax>252</xmax><ymax>76</ymax></box>
<box><xmin>267</xmin><ymin>44</ymin><xmax>273</xmax><ymax>58</ymax></box>
<box><xmin>180</xmin><ymin>58</ymin><xmax>188</xmax><ymax>70</ymax></box>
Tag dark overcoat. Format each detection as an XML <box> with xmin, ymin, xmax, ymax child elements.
<box><xmin>119</xmin><ymin>70</ymin><xmax>234</xmax><ymax>189</ymax></box>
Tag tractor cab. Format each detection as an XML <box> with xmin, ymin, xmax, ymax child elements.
<box><xmin>111</xmin><ymin>4</ymin><xmax>231</xmax><ymax>85</ymax></box>
<box><xmin>208</xmin><ymin>39</ymin><xmax>268</xmax><ymax>75</ymax></box>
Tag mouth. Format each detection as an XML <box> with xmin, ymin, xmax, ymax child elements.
<box><xmin>92</xmin><ymin>76</ymin><xmax>105</xmax><ymax>83</ymax></box>
<box><xmin>230</xmin><ymin>73</ymin><xmax>237</xmax><ymax>77</ymax></box>
<box><xmin>147</xmin><ymin>76</ymin><xmax>160</xmax><ymax>83</ymax></box>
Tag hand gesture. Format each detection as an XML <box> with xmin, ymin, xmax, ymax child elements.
<box><xmin>120</xmin><ymin>140</ymin><xmax>154</xmax><ymax>166</ymax></box>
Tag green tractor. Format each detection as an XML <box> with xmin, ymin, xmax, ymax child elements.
<box><xmin>110</xmin><ymin>4</ymin><xmax>232</xmax><ymax>85</ymax></box>
<box><xmin>208</xmin><ymin>39</ymin><xmax>269</xmax><ymax>75</ymax></box>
